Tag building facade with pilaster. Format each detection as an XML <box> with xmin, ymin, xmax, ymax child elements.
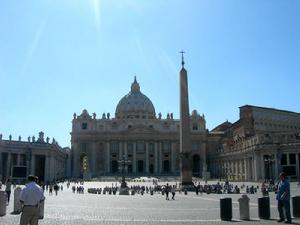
<box><xmin>208</xmin><ymin>105</ymin><xmax>300</xmax><ymax>181</ymax></box>
<box><xmin>0</xmin><ymin>132</ymin><xmax>69</xmax><ymax>183</ymax></box>
<box><xmin>71</xmin><ymin>77</ymin><xmax>207</xmax><ymax>179</ymax></box>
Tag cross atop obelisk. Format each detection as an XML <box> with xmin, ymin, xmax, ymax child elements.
<box><xmin>180</xmin><ymin>50</ymin><xmax>185</xmax><ymax>68</ymax></box>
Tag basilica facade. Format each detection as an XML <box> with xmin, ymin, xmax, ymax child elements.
<box><xmin>71</xmin><ymin>77</ymin><xmax>207</xmax><ymax>178</ymax></box>
<box><xmin>71</xmin><ymin>75</ymin><xmax>300</xmax><ymax>181</ymax></box>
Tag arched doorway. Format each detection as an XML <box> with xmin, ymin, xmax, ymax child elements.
<box><xmin>137</xmin><ymin>160</ymin><xmax>144</xmax><ymax>173</ymax></box>
<box><xmin>111</xmin><ymin>160</ymin><xmax>118</xmax><ymax>173</ymax></box>
<box><xmin>192</xmin><ymin>154</ymin><xmax>201</xmax><ymax>177</ymax></box>
<box><xmin>149</xmin><ymin>164</ymin><xmax>154</xmax><ymax>174</ymax></box>
<box><xmin>163</xmin><ymin>160</ymin><xmax>170</xmax><ymax>173</ymax></box>
<box><xmin>80</xmin><ymin>154</ymin><xmax>89</xmax><ymax>178</ymax></box>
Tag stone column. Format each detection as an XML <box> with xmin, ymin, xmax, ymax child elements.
<box><xmin>253</xmin><ymin>153</ymin><xmax>261</xmax><ymax>181</ymax></box>
<box><xmin>296</xmin><ymin>154</ymin><xmax>300</xmax><ymax>181</ymax></box>
<box><xmin>6</xmin><ymin>153</ymin><xmax>12</xmax><ymax>177</ymax></box>
<box><xmin>201</xmin><ymin>143</ymin><xmax>207</xmax><ymax>172</ymax></box>
<box><xmin>145</xmin><ymin>142</ymin><xmax>149</xmax><ymax>174</ymax></box>
<box><xmin>0</xmin><ymin>153</ymin><xmax>2</xmax><ymax>179</ymax></box>
<box><xmin>44</xmin><ymin>156</ymin><xmax>50</xmax><ymax>182</ymax></box>
<box><xmin>133</xmin><ymin>143</ymin><xmax>136</xmax><ymax>173</ymax></box>
<box><xmin>231</xmin><ymin>161</ymin><xmax>234</xmax><ymax>179</ymax></box>
<box><xmin>17</xmin><ymin>154</ymin><xmax>21</xmax><ymax>166</ymax></box>
<box><xmin>244</xmin><ymin>158</ymin><xmax>248</xmax><ymax>181</ymax></box>
<box><xmin>274</xmin><ymin>154</ymin><xmax>279</xmax><ymax>179</ymax></box>
<box><xmin>235</xmin><ymin>161</ymin><xmax>238</xmax><ymax>180</ymax></box>
<box><xmin>239</xmin><ymin>160</ymin><xmax>242</xmax><ymax>180</ymax></box>
<box><xmin>154</xmin><ymin>142</ymin><xmax>158</xmax><ymax>174</ymax></box>
<box><xmin>260</xmin><ymin>154</ymin><xmax>265</xmax><ymax>180</ymax></box>
<box><xmin>72</xmin><ymin>143</ymin><xmax>80</xmax><ymax>178</ymax></box>
<box><xmin>25</xmin><ymin>152</ymin><xmax>30</xmax><ymax>177</ymax></box>
<box><xmin>159</xmin><ymin>142</ymin><xmax>163</xmax><ymax>174</ymax></box>
<box><xmin>49</xmin><ymin>156</ymin><xmax>55</xmax><ymax>181</ymax></box>
<box><xmin>106</xmin><ymin>142</ymin><xmax>110</xmax><ymax>174</ymax></box>
<box><xmin>250</xmin><ymin>157</ymin><xmax>254</xmax><ymax>181</ymax></box>
<box><xmin>124</xmin><ymin>142</ymin><xmax>128</xmax><ymax>160</ymax></box>
<box><xmin>30</xmin><ymin>154</ymin><xmax>35</xmax><ymax>175</ymax></box>
<box><xmin>171</xmin><ymin>142</ymin><xmax>176</xmax><ymax>174</ymax></box>
<box><xmin>119</xmin><ymin>142</ymin><xmax>123</xmax><ymax>160</ymax></box>
<box><xmin>92</xmin><ymin>142</ymin><xmax>97</xmax><ymax>176</ymax></box>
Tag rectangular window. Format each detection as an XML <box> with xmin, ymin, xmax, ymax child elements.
<box><xmin>81</xmin><ymin>143</ymin><xmax>87</xmax><ymax>152</ymax></box>
<box><xmin>192</xmin><ymin>123</ymin><xmax>198</xmax><ymax>130</ymax></box>
<box><xmin>136</xmin><ymin>142</ymin><xmax>145</xmax><ymax>153</ymax></box>
<box><xmin>282</xmin><ymin>165</ymin><xmax>296</xmax><ymax>176</ymax></box>
<box><xmin>127</xmin><ymin>143</ymin><xmax>133</xmax><ymax>152</ymax></box>
<box><xmin>281</xmin><ymin>154</ymin><xmax>287</xmax><ymax>165</ymax></box>
<box><xmin>148</xmin><ymin>143</ymin><xmax>154</xmax><ymax>152</ymax></box>
<box><xmin>192</xmin><ymin>142</ymin><xmax>200</xmax><ymax>151</ymax></box>
<box><xmin>110</xmin><ymin>142</ymin><xmax>119</xmax><ymax>153</ymax></box>
<box><xmin>81</xmin><ymin>123</ymin><xmax>88</xmax><ymax>130</ymax></box>
<box><xmin>162</xmin><ymin>141</ymin><xmax>171</xmax><ymax>153</ymax></box>
<box><xmin>289</xmin><ymin>154</ymin><xmax>296</xmax><ymax>165</ymax></box>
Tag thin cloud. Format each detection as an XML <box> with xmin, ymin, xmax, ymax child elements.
<box><xmin>19</xmin><ymin>19</ymin><xmax>47</xmax><ymax>78</ymax></box>
<box><xmin>92</xmin><ymin>0</ymin><xmax>101</xmax><ymax>31</ymax></box>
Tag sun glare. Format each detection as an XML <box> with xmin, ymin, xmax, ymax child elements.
<box><xmin>91</xmin><ymin>0</ymin><xmax>101</xmax><ymax>31</ymax></box>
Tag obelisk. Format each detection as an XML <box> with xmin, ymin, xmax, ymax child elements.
<box><xmin>179</xmin><ymin>51</ymin><xmax>193</xmax><ymax>187</ymax></box>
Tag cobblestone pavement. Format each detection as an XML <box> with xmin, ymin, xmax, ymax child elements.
<box><xmin>1</xmin><ymin>181</ymin><xmax>300</xmax><ymax>225</ymax></box>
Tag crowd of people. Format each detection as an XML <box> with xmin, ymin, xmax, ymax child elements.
<box><xmin>0</xmin><ymin>172</ymin><xmax>298</xmax><ymax>224</ymax></box>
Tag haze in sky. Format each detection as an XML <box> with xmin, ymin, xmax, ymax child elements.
<box><xmin>0</xmin><ymin>0</ymin><xmax>300</xmax><ymax>147</ymax></box>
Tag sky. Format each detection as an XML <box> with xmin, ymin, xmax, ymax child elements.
<box><xmin>0</xmin><ymin>0</ymin><xmax>300</xmax><ymax>147</ymax></box>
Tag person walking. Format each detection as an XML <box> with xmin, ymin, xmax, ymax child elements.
<box><xmin>171</xmin><ymin>185</ymin><xmax>176</xmax><ymax>200</ymax></box>
<box><xmin>19</xmin><ymin>175</ymin><xmax>45</xmax><ymax>225</ymax></box>
<box><xmin>276</xmin><ymin>172</ymin><xmax>291</xmax><ymax>224</ymax></box>
<box><xmin>5</xmin><ymin>178</ymin><xmax>12</xmax><ymax>204</ymax></box>
<box><xmin>165</xmin><ymin>183</ymin><xmax>170</xmax><ymax>200</ymax></box>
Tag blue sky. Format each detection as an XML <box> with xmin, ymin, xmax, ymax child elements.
<box><xmin>0</xmin><ymin>0</ymin><xmax>299</xmax><ymax>147</ymax></box>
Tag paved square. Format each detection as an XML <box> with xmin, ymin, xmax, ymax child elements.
<box><xmin>1</xmin><ymin>181</ymin><xmax>300</xmax><ymax>225</ymax></box>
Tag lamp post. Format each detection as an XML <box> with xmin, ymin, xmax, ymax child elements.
<box><xmin>118</xmin><ymin>155</ymin><xmax>131</xmax><ymax>195</ymax></box>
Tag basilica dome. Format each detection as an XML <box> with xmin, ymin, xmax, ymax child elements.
<box><xmin>115</xmin><ymin>77</ymin><xmax>156</xmax><ymax>119</ymax></box>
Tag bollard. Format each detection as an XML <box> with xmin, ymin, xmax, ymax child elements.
<box><xmin>184</xmin><ymin>190</ymin><xmax>187</xmax><ymax>195</ymax></box>
<box><xmin>238</xmin><ymin>194</ymin><xmax>250</xmax><ymax>220</ymax></box>
<box><xmin>0</xmin><ymin>191</ymin><xmax>7</xmax><ymax>216</ymax></box>
<box><xmin>220</xmin><ymin>198</ymin><xmax>232</xmax><ymax>221</ymax></box>
<box><xmin>39</xmin><ymin>200</ymin><xmax>44</xmax><ymax>220</ymax></box>
<box><xmin>258</xmin><ymin>197</ymin><xmax>270</xmax><ymax>219</ymax></box>
<box><xmin>150</xmin><ymin>190</ymin><xmax>153</xmax><ymax>195</ymax></box>
<box><xmin>292</xmin><ymin>196</ymin><xmax>300</xmax><ymax>218</ymax></box>
<box><xmin>13</xmin><ymin>187</ymin><xmax>22</xmax><ymax>214</ymax></box>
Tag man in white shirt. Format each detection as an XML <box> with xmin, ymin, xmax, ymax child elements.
<box><xmin>19</xmin><ymin>175</ymin><xmax>45</xmax><ymax>225</ymax></box>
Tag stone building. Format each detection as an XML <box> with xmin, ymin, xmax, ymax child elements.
<box><xmin>0</xmin><ymin>132</ymin><xmax>69</xmax><ymax>183</ymax></box>
<box><xmin>71</xmin><ymin>77</ymin><xmax>207</xmax><ymax>178</ymax></box>
<box><xmin>208</xmin><ymin>105</ymin><xmax>300</xmax><ymax>181</ymax></box>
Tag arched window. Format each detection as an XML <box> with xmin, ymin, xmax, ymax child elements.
<box><xmin>192</xmin><ymin>123</ymin><xmax>198</xmax><ymax>130</ymax></box>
